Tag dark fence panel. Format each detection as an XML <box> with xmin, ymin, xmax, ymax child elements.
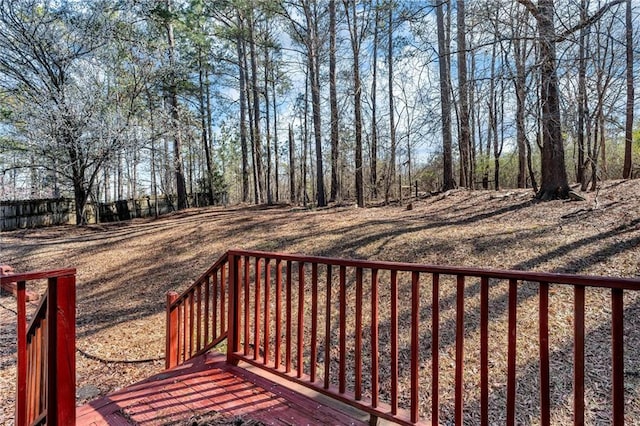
<box><xmin>1</xmin><ymin>192</ymin><xmax>227</xmax><ymax>231</ymax></box>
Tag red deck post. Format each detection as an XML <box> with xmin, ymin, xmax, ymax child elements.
<box><xmin>16</xmin><ymin>280</ymin><xmax>27</xmax><ymax>426</ymax></box>
<box><xmin>166</xmin><ymin>292</ymin><xmax>179</xmax><ymax>369</ymax></box>
<box><xmin>227</xmin><ymin>253</ymin><xmax>241</xmax><ymax>363</ymax></box>
<box><xmin>455</xmin><ymin>275</ymin><xmax>465</xmax><ymax>424</ymax></box>
<box><xmin>48</xmin><ymin>273</ymin><xmax>76</xmax><ymax>426</ymax></box>
<box><xmin>611</xmin><ymin>288</ymin><xmax>624</xmax><ymax>425</ymax></box>
<box><xmin>574</xmin><ymin>286</ymin><xmax>585</xmax><ymax>426</ymax></box>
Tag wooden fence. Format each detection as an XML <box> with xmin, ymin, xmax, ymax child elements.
<box><xmin>1</xmin><ymin>192</ymin><xmax>226</xmax><ymax>231</ymax></box>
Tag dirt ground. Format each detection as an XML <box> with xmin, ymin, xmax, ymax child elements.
<box><xmin>1</xmin><ymin>180</ymin><xmax>639</xmax><ymax>424</ymax></box>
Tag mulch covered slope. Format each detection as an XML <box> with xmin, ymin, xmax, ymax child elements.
<box><xmin>1</xmin><ymin>180</ymin><xmax>639</xmax><ymax>424</ymax></box>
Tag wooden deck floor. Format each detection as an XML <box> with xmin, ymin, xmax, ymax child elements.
<box><xmin>76</xmin><ymin>352</ymin><xmax>369</xmax><ymax>426</ymax></box>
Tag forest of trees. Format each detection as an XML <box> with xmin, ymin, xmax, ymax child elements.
<box><xmin>0</xmin><ymin>0</ymin><xmax>637</xmax><ymax>223</ymax></box>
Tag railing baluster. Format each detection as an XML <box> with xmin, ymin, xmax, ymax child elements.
<box><xmin>180</xmin><ymin>302</ymin><xmax>186</xmax><ymax>363</ymax></box>
<box><xmin>480</xmin><ymin>276</ymin><xmax>489</xmax><ymax>426</ymax></box>
<box><xmin>539</xmin><ymin>282</ymin><xmax>550</xmax><ymax>426</ymax></box>
<box><xmin>175</xmin><ymin>303</ymin><xmax>181</xmax><ymax>363</ymax></box>
<box><xmin>243</xmin><ymin>256</ymin><xmax>250</xmax><ymax>356</ymax></box>
<box><xmin>189</xmin><ymin>290</ymin><xmax>195</xmax><ymax>357</ymax></box>
<box><xmin>507</xmin><ymin>279</ymin><xmax>518</xmax><ymax>425</ymax></box>
<box><xmin>411</xmin><ymin>271</ymin><xmax>420</xmax><ymax>423</ymax></box>
<box><xmin>213</xmin><ymin>272</ymin><xmax>218</xmax><ymax>340</ymax></box>
<box><xmin>31</xmin><ymin>330</ymin><xmax>38</xmax><ymax>420</ymax></box>
<box><xmin>28</xmin><ymin>335</ymin><xmax>35</xmax><ymax>422</ymax></box>
<box><xmin>196</xmin><ymin>284</ymin><xmax>202</xmax><ymax>352</ymax></box>
<box><xmin>455</xmin><ymin>275</ymin><xmax>465</xmax><ymax>424</ymax></box>
<box><xmin>264</xmin><ymin>259</ymin><xmax>271</xmax><ymax>365</ymax></box>
<box><xmin>275</xmin><ymin>259</ymin><xmax>283</xmax><ymax>369</ymax></box>
<box><xmin>16</xmin><ymin>280</ymin><xmax>27</xmax><ymax>426</ymax></box>
<box><xmin>371</xmin><ymin>268</ymin><xmax>379</xmax><ymax>408</ymax></box>
<box><xmin>38</xmin><ymin>323</ymin><xmax>45</xmax><ymax>416</ymax></box>
<box><xmin>297</xmin><ymin>262</ymin><xmax>305</xmax><ymax>378</ymax></box>
<box><xmin>204</xmin><ymin>276</ymin><xmax>210</xmax><ymax>346</ymax></box>
<box><xmin>254</xmin><ymin>257</ymin><xmax>262</xmax><ymax>361</ymax></box>
<box><xmin>390</xmin><ymin>269</ymin><xmax>398</xmax><ymax>414</ymax></box>
<box><xmin>355</xmin><ymin>267</ymin><xmax>363</xmax><ymax>400</ymax></box>
<box><xmin>611</xmin><ymin>288</ymin><xmax>624</xmax><ymax>425</ymax></box>
<box><xmin>339</xmin><ymin>265</ymin><xmax>347</xmax><ymax>394</ymax></box>
<box><xmin>40</xmin><ymin>316</ymin><xmax>49</xmax><ymax>420</ymax></box>
<box><xmin>574</xmin><ymin>285</ymin><xmax>585</xmax><ymax>426</ymax></box>
<box><xmin>286</xmin><ymin>260</ymin><xmax>293</xmax><ymax>374</ymax></box>
<box><xmin>432</xmin><ymin>273</ymin><xmax>440</xmax><ymax>426</ymax></box>
<box><xmin>311</xmin><ymin>263</ymin><xmax>318</xmax><ymax>383</ymax></box>
<box><xmin>324</xmin><ymin>264</ymin><xmax>332</xmax><ymax>390</ymax></box>
<box><xmin>220</xmin><ymin>263</ymin><xmax>226</xmax><ymax>336</ymax></box>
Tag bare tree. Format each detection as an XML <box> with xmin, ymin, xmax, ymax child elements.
<box><xmin>622</xmin><ymin>0</ymin><xmax>634</xmax><ymax>179</ymax></box>
<box><xmin>0</xmin><ymin>0</ymin><xmax>143</xmax><ymax>224</ymax></box>
<box><xmin>517</xmin><ymin>0</ymin><xmax>569</xmax><ymax>199</ymax></box>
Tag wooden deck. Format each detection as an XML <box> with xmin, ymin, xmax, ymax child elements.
<box><xmin>76</xmin><ymin>352</ymin><xmax>369</xmax><ymax>426</ymax></box>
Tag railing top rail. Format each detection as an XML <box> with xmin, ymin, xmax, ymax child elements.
<box><xmin>0</xmin><ymin>268</ymin><xmax>76</xmax><ymax>285</ymax></box>
<box><xmin>228</xmin><ymin>249</ymin><xmax>640</xmax><ymax>290</ymax></box>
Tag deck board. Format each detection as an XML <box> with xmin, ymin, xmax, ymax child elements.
<box><xmin>77</xmin><ymin>352</ymin><xmax>368</xmax><ymax>425</ymax></box>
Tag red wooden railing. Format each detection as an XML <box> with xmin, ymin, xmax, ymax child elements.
<box><xmin>168</xmin><ymin>250</ymin><xmax>640</xmax><ymax>425</ymax></box>
<box><xmin>166</xmin><ymin>253</ymin><xmax>229</xmax><ymax>368</ymax></box>
<box><xmin>3</xmin><ymin>269</ymin><xmax>77</xmax><ymax>426</ymax></box>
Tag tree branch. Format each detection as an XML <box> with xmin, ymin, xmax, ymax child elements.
<box><xmin>558</xmin><ymin>0</ymin><xmax>624</xmax><ymax>39</ymax></box>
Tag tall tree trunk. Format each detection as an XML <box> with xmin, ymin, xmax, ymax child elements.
<box><xmin>264</xmin><ymin>48</ymin><xmax>273</xmax><ymax>205</ymax></box>
<box><xmin>248</xmin><ymin>10</ymin><xmax>263</xmax><ymax>204</ymax></box>
<box><xmin>165</xmin><ymin>0</ymin><xmax>187</xmax><ymax>210</ymax></box>
<box><xmin>237</xmin><ymin>18</ymin><xmax>250</xmax><ymax>202</ymax></box>
<box><xmin>370</xmin><ymin>2</ymin><xmax>379</xmax><ymax>199</ymax></box>
<box><xmin>272</xmin><ymin>69</ymin><xmax>279</xmax><ymax>202</ymax></box>
<box><xmin>300</xmin><ymin>76</ymin><xmax>309</xmax><ymax>206</ymax></box>
<box><xmin>514</xmin><ymin>35</ymin><xmax>528</xmax><ymax>188</ymax></box>
<box><xmin>512</xmin><ymin>7</ymin><xmax>529</xmax><ymax>189</ymax></box>
<box><xmin>117</xmin><ymin>150</ymin><xmax>123</xmax><ymax>200</ymax></box>
<box><xmin>386</xmin><ymin>2</ymin><xmax>396</xmax><ymax>203</ymax></box>
<box><xmin>519</xmin><ymin>0</ymin><xmax>570</xmax><ymax>200</ymax></box>
<box><xmin>436</xmin><ymin>0</ymin><xmax>456</xmax><ymax>190</ymax></box>
<box><xmin>344</xmin><ymin>0</ymin><xmax>365</xmax><ymax>207</ymax></box>
<box><xmin>329</xmin><ymin>0</ymin><xmax>340</xmax><ymax>202</ymax></box>
<box><xmin>288</xmin><ymin>124</ymin><xmax>296</xmax><ymax>203</ymax></box>
<box><xmin>577</xmin><ymin>0</ymin><xmax>587</xmax><ymax>185</ymax></box>
<box><xmin>623</xmin><ymin>0</ymin><xmax>634</xmax><ymax>178</ymax></box>
<box><xmin>489</xmin><ymin>39</ymin><xmax>499</xmax><ymax>190</ymax></box>
<box><xmin>469</xmin><ymin>52</ymin><xmax>477</xmax><ymax>187</ymax></box>
<box><xmin>205</xmin><ymin>64</ymin><xmax>215</xmax><ymax>191</ymax></box>
<box><xmin>456</xmin><ymin>0</ymin><xmax>471</xmax><ymax>188</ymax></box>
<box><xmin>305</xmin><ymin>0</ymin><xmax>326</xmax><ymax>207</ymax></box>
<box><xmin>198</xmin><ymin>48</ymin><xmax>214</xmax><ymax>204</ymax></box>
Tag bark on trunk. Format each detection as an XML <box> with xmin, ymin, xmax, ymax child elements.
<box><xmin>534</xmin><ymin>0</ymin><xmax>570</xmax><ymax>199</ymax></box>
<box><xmin>436</xmin><ymin>0</ymin><xmax>456</xmax><ymax>191</ymax></box>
